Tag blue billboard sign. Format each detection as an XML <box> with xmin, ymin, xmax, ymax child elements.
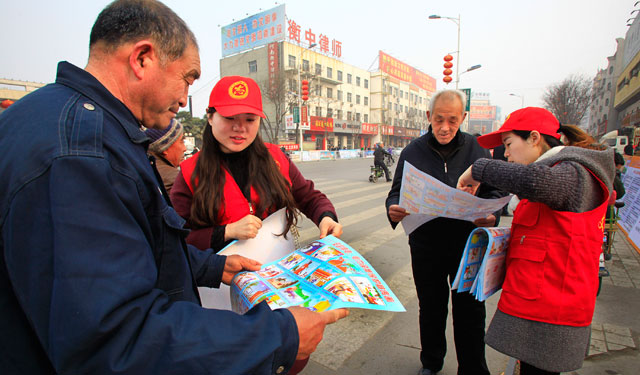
<box><xmin>221</xmin><ymin>5</ymin><xmax>286</xmax><ymax>57</ymax></box>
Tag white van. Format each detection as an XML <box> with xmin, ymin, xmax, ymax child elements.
<box><xmin>600</xmin><ymin>131</ymin><xmax>629</xmax><ymax>154</ymax></box>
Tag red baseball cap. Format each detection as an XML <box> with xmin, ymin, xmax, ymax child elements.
<box><xmin>208</xmin><ymin>76</ymin><xmax>265</xmax><ymax>118</ymax></box>
<box><xmin>476</xmin><ymin>107</ymin><xmax>561</xmax><ymax>149</ymax></box>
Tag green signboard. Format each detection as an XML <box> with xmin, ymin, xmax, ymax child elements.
<box><xmin>461</xmin><ymin>88</ymin><xmax>471</xmax><ymax>112</ymax></box>
<box><xmin>293</xmin><ymin>106</ymin><xmax>300</xmax><ymax>123</ymax></box>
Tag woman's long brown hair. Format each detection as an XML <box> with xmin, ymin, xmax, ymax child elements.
<box><xmin>189</xmin><ymin>109</ymin><xmax>298</xmax><ymax>236</ymax></box>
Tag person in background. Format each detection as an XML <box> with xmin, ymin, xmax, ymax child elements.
<box><xmin>386</xmin><ymin>89</ymin><xmax>502</xmax><ymax>375</ymax></box>
<box><xmin>0</xmin><ymin>1</ymin><xmax>347</xmax><ymax>373</ymax></box>
<box><xmin>374</xmin><ymin>142</ymin><xmax>392</xmax><ymax>182</ymax></box>
<box><xmin>144</xmin><ymin>118</ymin><xmax>186</xmax><ymax>193</ymax></box>
<box><xmin>457</xmin><ymin>107</ymin><xmax>614</xmax><ymax>375</ymax></box>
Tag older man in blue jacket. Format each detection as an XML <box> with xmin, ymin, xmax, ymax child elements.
<box><xmin>0</xmin><ymin>1</ymin><xmax>346</xmax><ymax>374</ymax></box>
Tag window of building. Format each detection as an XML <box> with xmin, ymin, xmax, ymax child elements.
<box><xmin>338</xmin><ymin>70</ymin><xmax>343</xmax><ymax>81</ymax></box>
<box><xmin>356</xmin><ymin>77</ymin><xmax>361</xmax><ymax>86</ymax></box>
<box><xmin>302</xmin><ymin>59</ymin><xmax>309</xmax><ymax>72</ymax></box>
<box><xmin>388</xmin><ymin>103</ymin><xmax>392</xmax><ymax>110</ymax></box>
<box><xmin>607</xmin><ymin>82</ymin><xmax>612</xmax><ymax>90</ymax></box>
<box><xmin>327</xmin><ymin>67</ymin><xmax>333</xmax><ymax>78</ymax></box>
<box><xmin>364</xmin><ymin>79</ymin><xmax>369</xmax><ymax>89</ymax></box>
<box><xmin>405</xmin><ymin>92</ymin><xmax>408</xmax><ymax>99</ymax></box>
<box><xmin>337</xmin><ymin>109</ymin><xmax>342</xmax><ymax>119</ymax></box>
<box><xmin>326</xmin><ymin>87</ymin><xmax>333</xmax><ymax>98</ymax></box>
<box><xmin>364</xmin><ymin>96</ymin><xmax>368</xmax><ymax>106</ymax></box>
<box><xmin>315</xmin><ymin>85</ymin><xmax>322</xmax><ymax>96</ymax></box>
<box><xmin>289</xmin><ymin>79</ymin><xmax>297</xmax><ymax>92</ymax></box>
<box><xmin>337</xmin><ymin>90</ymin><xmax>343</xmax><ymax>100</ymax></box>
<box><xmin>364</xmin><ymin>114</ymin><xmax>368</xmax><ymax>122</ymax></box>
<box><xmin>356</xmin><ymin>113</ymin><xmax>361</xmax><ymax>121</ymax></box>
<box><xmin>609</xmin><ymin>66</ymin><xmax>614</xmax><ymax>74</ymax></box>
<box><xmin>356</xmin><ymin>95</ymin><xmax>361</xmax><ymax>104</ymax></box>
<box><xmin>248</xmin><ymin>60</ymin><xmax>257</xmax><ymax>73</ymax></box>
<box><xmin>315</xmin><ymin>106</ymin><xmax>322</xmax><ymax>117</ymax></box>
<box><xmin>347</xmin><ymin>73</ymin><xmax>352</xmax><ymax>84</ymax></box>
<box><xmin>315</xmin><ymin>63</ymin><xmax>322</xmax><ymax>75</ymax></box>
<box><xmin>399</xmin><ymin>90</ymin><xmax>403</xmax><ymax>98</ymax></box>
<box><xmin>327</xmin><ymin>108</ymin><xmax>333</xmax><ymax>117</ymax></box>
<box><xmin>394</xmin><ymin>88</ymin><xmax>399</xmax><ymax>96</ymax></box>
<box><xmin>347</xmin><ymin>92</ymin><xmax>352</xmax><ymax>102</ymax></box>
<box><xmin>394</xmin><ymin>103</ymin><xmax>398</xmax><ymax>111</ymax></box>
<box><xmin>288</xmin><ymin>55</ymin><xmax>296</xmax><ymax>68</ymax></box>
<box><xmin>347</xmin><ymin>111</ymin><xmax>352</xmax><ymax>120</ymax></box>
<box><xmin>605</xmin><ymin>98</ymin><xmax>609</xmax><ymax>106</ymax></box>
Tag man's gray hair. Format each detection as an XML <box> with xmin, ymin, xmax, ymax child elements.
<box><xmin>89</xmin><ymin>0</ymin><xmax>198</xmax><ymax>63</ymax></box>
<box><xmin>428</xmin><ymin>89</ymin><xmax>467</xmax><ymax>115</ymax></box>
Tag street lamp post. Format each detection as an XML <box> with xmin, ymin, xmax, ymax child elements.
<box><xmin>509</xmin><ymin>93</ymin><xmax>525</xmax><ymax>108</ymax></box>
<box><xmin>429</xmin><ymin>14</ymin><xmax>461</xmax><ymax>89</ymax></box>
<box><xmin>297</xmin><ymin>42</ymin><xmax>316</xmax><ymax>154</ymax></box>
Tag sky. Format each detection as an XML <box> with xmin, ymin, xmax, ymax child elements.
<box><xmin>0</xmin><ymin>0</ymin><xmax>634</xmax><ymax>121</ymax></box>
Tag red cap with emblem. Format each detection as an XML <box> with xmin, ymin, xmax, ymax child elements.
<box><xmin>208</xmin><ymin>76</ymin><xmax>265</xmax><ymax>118</ymax></box>
<box><xmin>476</xmin><ymin>107</ymin><xmax>561</xmax><ymax>149</ymax></box>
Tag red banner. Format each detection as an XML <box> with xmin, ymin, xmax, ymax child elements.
<box><xmin>310</xmin><ymin>116</ymin><xmax>334</xmax><ymax>132</ymax></box>
<box><xmin>279</xmin><ymin>143</ymin><xmax>300</xmax><ymax>151</ymax></box>
<box><xmin>380</xmin><ymin>124</ymin><xmax>394</xmax><ymax>136</ymax></box>
<box><xmin>268</xmin><ymin>42</ymin><xmax>279</xmax><ymax>95</ymax></box>
<box><xmin>379</xmin><ymin>51</ymin><xmax>436</xmax><ymax>93</ymax></box>
<box><xmin>361</xmin><ymin>123</ymin><xmax>378</xmax><ymax>135</ymax></box>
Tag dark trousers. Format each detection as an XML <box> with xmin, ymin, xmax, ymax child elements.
<box><xmin>374</xmin><ymin>160</ymin><xmax>391</xmax><ymax>181</ymax></box>
<box><xmin>410</xmin><ymin>231</ymin><xmax>490</xmax><ymax>375</ymax></box>
<box><xmin>520</xmin><ymin>362</ymin><xmax>559</xmax><ymax>375</ymax></box>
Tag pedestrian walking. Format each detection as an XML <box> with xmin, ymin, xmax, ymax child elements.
<box><xmin>0</xmin><ymin>1</ymin><xmax>347</xmax><ymax>373</ymax></box>
<box><xmin>457</xmin><ymin>107</ymin><xmax>614</xmax><ymax>374</ymax></box>
<box><xmin>386</xmin><ymin>89</ymin><xmax>503</xmax><ymax>375</ymax></box>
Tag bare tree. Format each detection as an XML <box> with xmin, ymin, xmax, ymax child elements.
<box><xmin>259</xmin><ymin>73</ymin><xmax>298</xmax><ymax>144</ymax></box>
<box><xmin>542</xmin><ymin>74</ymin><xmax>592</xmax><ymax>125</ymax></box>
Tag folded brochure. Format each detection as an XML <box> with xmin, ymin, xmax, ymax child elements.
<box><xmin>230</xmin><ymin>235</ymin><xmax>405</xmax><ymax>313</ymax></box>
<box><xmin>452</xmin><ymin>227</ymin><xmax>511</xmax><ymax>302</ymax></box>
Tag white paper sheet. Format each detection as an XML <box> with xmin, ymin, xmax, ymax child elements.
<box><xmin>199</xmin><ymin>208</ymin><xmax>297</xmax><ymax>310</ymax></box>
<box><xmin>398</xmin><ymin>161</ymin><xmax>512</xmax><ymax>235</ymax></box>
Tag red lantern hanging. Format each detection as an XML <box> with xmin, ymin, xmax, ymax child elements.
<box><xmin>442</xmin><ymin>55</ymin><xmax>454</xmax><ymax>85</ymax></box>
<box><xmin>1</xmin><ymin>99</ymin><xmax>14</xmax><ymax>109</ymax></box>
<box><xmin>301</xmin><ymin>80</ymin><xmax>309</xmax><ymax>102</ymax></box>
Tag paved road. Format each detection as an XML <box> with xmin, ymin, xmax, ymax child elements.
<box><xmin>292</xmin><ymin>157</ymin><xmax>640</xmax><ymax>375</ymax></box>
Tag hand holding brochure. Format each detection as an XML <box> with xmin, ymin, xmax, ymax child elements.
<box><xmin>230</xmin><ymin>235</ymin><xmax>405</xmax><ymax>313</ymax></box>
<box><xmin>452</xmin><ymin>227</ymin><xmax>511</xmax><ymax>301</ymax></box>
<box><xmin>398</xmin><ymin>161</ymin><xmax>511</xmax><ymax>235</ymax></box>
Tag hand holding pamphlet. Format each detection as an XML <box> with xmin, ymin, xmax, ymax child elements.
<box><xmin>229</xmin><ymin>235</ymin><xmax>405</xmax><ymax>314</ymax></box>
<box><xmin>452</xmin><ymin>227</ymin><xmax>511</xmax><ymax>301</ymax></box>
<box><xmin>398</xmin><ymin>161</ymin><xmax>511</xmax><ymax>235</ymax></box>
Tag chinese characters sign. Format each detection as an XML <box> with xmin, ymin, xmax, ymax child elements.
<box><xmin>361</xmin><ymin>123</ymin><xmax>378</xmax><ymax>135</ymax></box>
<box><xmin>379</xmin><ymin>51</ymin><xmax>436</xmax><ymax>93</ymax></box>
<box><xmin>221</xmin><ymin>5</ymin><xmax>286</xmax><ymax>57</ymax></box>
<box><xmin>310</xmin><ymin>116</ymin><xmax>334</xmax><ymax>132</ymax></box>
<box><xmin>470</xmin><ymin>105</ymin><xmax>497</xmax><ymax>120</ymax></box>
<box><xmin>287</xmin><ymin>18</ymin><xmax>342</xmax><ymax>58</ymax></box>
<box><xmin>268</xmin><ymin>42</ymin><xmax>279</xmax><ymax>95</ymax></box>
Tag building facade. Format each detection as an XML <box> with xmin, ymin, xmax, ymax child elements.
<box><xmin>589</xmin><ymin>38</ymin><xmax>625</xmax><ymax>137</ymax></box>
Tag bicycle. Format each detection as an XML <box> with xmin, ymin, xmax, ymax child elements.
<box><xmin>598</xmin><ymin>198</ymin><xmax>624</xmax><ymax>296</ymax></box>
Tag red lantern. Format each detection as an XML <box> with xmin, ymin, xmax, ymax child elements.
<box><xmin>301</xmin><ymin>79</ymin><xmax>309</xmax><ymax>101</ymax></box>
<box><xmin>1</xmin><ymin>99</ymin><xmax>14</xmax><ymax>109</ymax></box>
<box><xmin>443</xmin><ymin>55</ymin><xmax>454</xmax><ymax>85</ymax></box>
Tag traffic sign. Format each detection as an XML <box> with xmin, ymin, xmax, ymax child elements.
<box><xmin>293</xmin><ymin>106</ymin><xmax>300</xmax><ymax>123</ymax></box>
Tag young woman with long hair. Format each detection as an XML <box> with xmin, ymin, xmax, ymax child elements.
<box><xmin>457</xmin><ymin>107</ymin><xmax>614</xmax><ymax>375</ymax></box>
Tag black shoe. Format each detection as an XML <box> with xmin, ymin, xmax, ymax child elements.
<box><xmin>386</xmin><ymin>179</ymin><xmax>392</xmax><ymax>182</ymax></box>
<box><xmin>419</xmin><ymin>369</ymin><xmax>437</xmax><ymax>375</ymax></box>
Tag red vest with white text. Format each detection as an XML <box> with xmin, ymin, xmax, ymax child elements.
<box><xmin>498</xmin><ymin>169</ymin><xmax>608</xmax><ymax>326</ymax></box>
<box><xmin>179</xmin><ymin>143</ymin><xmax>291</xmax><ymax>225</ymax></box>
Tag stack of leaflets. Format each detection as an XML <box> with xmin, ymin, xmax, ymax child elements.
<box><xmin>452</xmin><ymin>227</ymin><xmax>511</xmax><ymax>301</ymax></box>
<box><xmin>230</xmin><ymin>235</ymin><xmax>405</xmax><ymax>314</ymax></box>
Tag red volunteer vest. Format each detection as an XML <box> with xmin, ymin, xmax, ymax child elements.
<box><xmin>498</xmin><ymin>169</ymin><xmax>609</xmax><ymax>327</ymax></box>
<box><xmin>179</xmin><ymin>143</ymin><xmax>291</xmax><ymax>225</ymax></box>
